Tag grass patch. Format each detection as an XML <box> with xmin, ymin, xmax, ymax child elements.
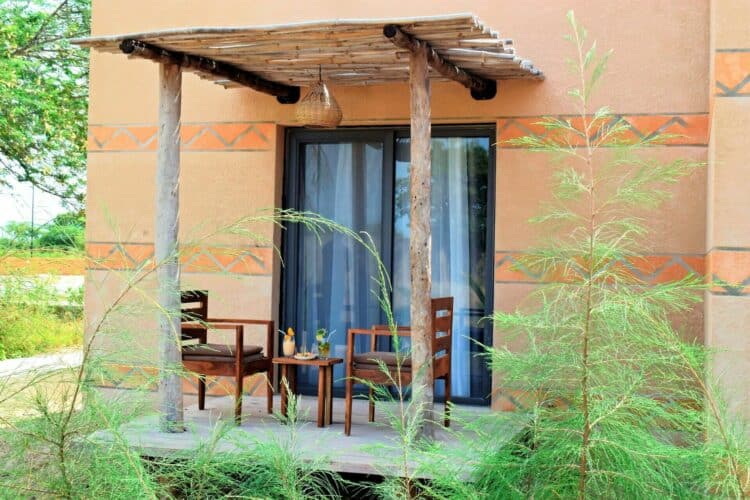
<box><xmin>0</xmin><ymin>307</ymin><xmax>81</xmax><ymax>360</ymax></box>
<box><xmin>0</xmin><ymin>275</ymin><xmax>82</xmax><ymax>360</ymax></box>
<box><xmin>0</xmin><ymin>248</ymin><xmax>84</xmax><ymax>259</ymax></box>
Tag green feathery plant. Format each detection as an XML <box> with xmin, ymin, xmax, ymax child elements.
<box><xmin>352</xmin><ymin>334</ymin><xmax>483</xmax><ymax>499</ymax></box>
<box><xmin>354</xmin><ymin>344</ymin><xmax>433</xmax><ymax>499</ymax></box>
<box><xmin>149</xmin><ymin>383</ymin><xmax>345</xmax><ymax>499</ymax></box>
<box><xmin>475</xmin><ymin>11</ymin><xmax>750</xmax><ymax>499</ymax></box>
<box><xmin>224</xmin><ymin>209</ymin><xmax>454</xmax><ymax>498</ymax></box>
<box><xmin>0</xmin><ymin>208</ymin><xmax>403</xmax><ymax>498</ymax></box>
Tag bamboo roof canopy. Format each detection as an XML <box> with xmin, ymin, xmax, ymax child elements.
<box><xmin>74</xmin><ymin>14</ymin><xmax>543</xmax><ymax>101</ymax></box>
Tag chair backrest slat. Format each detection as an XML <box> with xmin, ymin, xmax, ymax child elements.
<box><xmin>431</xmin><ymin>297</ymin><xmax>453</xmax><ymax>362</ymax></box>
<box><xmin>181</xmin><ymin>290</ymin><xmax>208</xmax><ymax>342</ymax></box>
<box><xmin>181</xmin><ymin>290</ymin><xmax>208</xmax><ymax>323</ymax></box>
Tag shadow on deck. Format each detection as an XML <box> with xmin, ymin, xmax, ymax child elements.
<box><xmin>91</xmin><ymin>394</ymin><xmax>523</xmax><ymax>478</ymax></box>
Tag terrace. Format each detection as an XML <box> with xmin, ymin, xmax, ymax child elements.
<box><xmin>92</xmin><ymin>393</ymin><xmax>519</xmax><ymax>478</ymax></box>
<box><xmin>74</xmin><ymin>13</ymin><xmax>542</xmax><ymax>438</ymax></box>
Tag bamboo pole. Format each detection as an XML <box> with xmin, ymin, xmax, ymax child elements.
<box><xmin>120</xmin><ymin>39</ymin><xmax>300</xmax><ymax>104</ymax></box>
<box><xmin>156</xmin><ymin>61</ymin><xmax>185</xmax><ymax>433</ymax></box>
<box><xmin>409</xmin><ymin>44</ymin><xmax>434</xmax><ymax>438</ymax></box>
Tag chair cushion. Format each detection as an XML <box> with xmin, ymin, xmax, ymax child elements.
<box><xmin>182</xmin><ymin>343</ymin><xmax>263</xmax><ymax>358</ymax></box>
<box><xmin>353</xmin><ymin>351</ymin><xmax>412</xmax><ymax>371</ymax></box>
<box><xmin>183</xmin><ymin>353</ymin><xmax>265</xmax><ymax>364</ymax></box>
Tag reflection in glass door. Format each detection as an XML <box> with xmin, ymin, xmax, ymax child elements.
<box><xmin>283</xmin><ymin>127</ymin><xmax>493</xmax><ymax>403</ymax></box>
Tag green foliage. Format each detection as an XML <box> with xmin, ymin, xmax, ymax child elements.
<box><xmin>0</xmin><ymin>160</ymin><xmax>743</xmax><ymax>498</ymax></box>
<box><xmin>38</xmin><ymin>212</ymin><xmax>85</xmax><ymax>249</ymax></box>
<box><xmin>0</xmin><ymin>209</ymin><xmax>392</xmax><ymax>498</ymax></box>
<box><xmin>0</xmin><ymin>211</ymin><xmax>85</xmax><ymax>252</ymax></box>
<box><xmin>0</xmin><ymin>381</ymin><xmax>160</xmax><ymax>497</ymax></box>
<box><xmin>479</xmin><ymin>10</ymin><xmax>749</xmax><ymax>499</ymax></box>
<box><xmin>0</xmin><ymin>221</ymin><xmax>36</xmax><ymax>249</ymax></box>
<box><xmin>0</xmin><ymin>275</ymin><xmax>82</xmax><ymax>359</ymax></box>
<box><xmin>0</xmin><ymin>0</ymin><xmax>90</xmax><ymax>204</ymax></box>
<box><xmin>151</xmin><ymin>388</ymin><xmax>345</xmax><ymax>499</ymax></box>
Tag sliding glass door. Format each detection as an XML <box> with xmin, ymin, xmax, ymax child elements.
<box><xmin>392</xmin><ymin>133</ymin><xmax>492</xmax><ymax>399</ymax></box>
<box><xmin>283</xmin><ymin>127</ymin><xmax>493</xmax><ymax>404</ymax></box>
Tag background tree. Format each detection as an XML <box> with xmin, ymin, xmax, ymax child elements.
<box><xmin>0</xmin><ymin>0</ymin><xmax>90</xmax><ymax>205</ymax></box>
<box><xmin>0</xmin><ymin>210</ymin><xmax>84</xmax><ymax>251</ymax></box>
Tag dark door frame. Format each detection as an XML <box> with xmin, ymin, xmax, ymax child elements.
<box><xmin>281</xmin><ymin>124</ymin><xmax>496</xmax><ymax>406</ymax></box>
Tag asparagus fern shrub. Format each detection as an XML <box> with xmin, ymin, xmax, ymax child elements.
<box><xmin>478</xmin><ymin>11</ymin><xmax>749</xmax><ymax>499</ymax></box>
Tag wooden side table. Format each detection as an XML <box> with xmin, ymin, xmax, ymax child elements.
<box><xmin>272</xmin><ymin>357</ymin><xmax>343</xmax><ymax>427</ymax></box>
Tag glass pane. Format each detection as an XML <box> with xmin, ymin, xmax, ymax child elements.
<box><xmin>393</xmin><ymin>136</ymin><xmax>490</xmax><ymax>399</ymax></box>
<box><xmin>292</xmin><ymin>141</ymin><xmax>385</xmax><ymax>389</ymax></box>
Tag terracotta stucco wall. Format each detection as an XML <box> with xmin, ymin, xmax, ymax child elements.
<box><xmin>84</xmin><ymin>1</ymin><xmax>710</xmax><ymax>403</ymax></box>
<box><xmin>706</xmin><ymin>0</ymin><xmax>750</xmax><ymax>422</ymax></box>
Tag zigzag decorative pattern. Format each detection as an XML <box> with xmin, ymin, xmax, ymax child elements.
<box><xmin>88</xmin><ymin>122</ymin><xmax>275</xmax><ymax>152</ymax></box>
<box><xmin>707</xmin><ymin>248</ymin><xmax>750</xmax><ymax>296</ymax></box>
<box><xmin>87</xmin><ymin>242</ymin><xmax>273</xmax><ymax>275</ymax></box>
<box><xmin>495</xmin><ymin>252</ymin><xmax>706</xmax><ymax>285</ymax></box>
<box><xmin>715</xmin><ymin>50</ymin><xmax>750</xmax><ymax>97</ymax></box>
<box><xmin>497</xmin><ymin>113</ymin><xmax>708</xmax><ymax>146</ymax></box>
<box><xmin>97</xmin><ymin>363</ymin><xmax>268</xmax><ymax>397</ymax></box>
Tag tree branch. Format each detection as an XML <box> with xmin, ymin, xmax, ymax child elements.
<box><xmin>12</xmin><ymin>0</ymin><xmax>70</xmax><ymax>57</ymax></box>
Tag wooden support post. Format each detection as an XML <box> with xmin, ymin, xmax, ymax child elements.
<box><xmin>409</xmin><ymin>44</ymin><xmax>434</xmax><ymax>438</ymax></box>
<box><xmin>156</xmin><ymin>61</ymin><xmax>184</xmax><ymax>433</ymax></box>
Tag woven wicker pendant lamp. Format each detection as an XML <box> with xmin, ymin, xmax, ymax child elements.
<box><xmin>295</xmin><ymin>67</ymin><xmax>342</xmax><ymax>128</ymax></box>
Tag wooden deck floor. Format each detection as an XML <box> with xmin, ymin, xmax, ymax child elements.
<box><xmin>91</xmin><ymin>394</ymin><xmax>522</xmax><ymax>478</ymax></box>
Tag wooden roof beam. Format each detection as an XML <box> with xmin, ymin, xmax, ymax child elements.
<box><xmin>383</xmin><ymin>24</ymin><xmax>497</xmax><ymax>100</ymax></box>
<box><xmin>119</xmin><ymin>39</ymin><xmax>301</xmax><ymax>104</ymax></box>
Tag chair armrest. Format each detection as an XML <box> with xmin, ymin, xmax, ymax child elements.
<box><xmin>182</xmin><ymin>322</ymin><xmax>248</xmax><ymax>356</ymax></box>
<box><xmin>206</xmin><ymin>317</ymin><xmax>272</xmax><ymax>326</ymax></box>
<box><xmin>346</xmin><ymin>328</ymin><xmax>384</xmax><ymax>354</ymax></box>
<box><xmin>205</xmin><ymin>318</ymin><xmax>274</xmax><ymax>357</ymax></box>
<box><xmin>372</xmin><ymin>325</ymin><xmax>412</xmax><ymax>335</ymax></box>
<box><xmin>347</xmin><ymin>329</ymin><xmax>372</xmax><ymax>366</ymax></box>
<box><xmin>346</xmin><ymin>327</ymin><xmax>410</xmax><ymax>360</ymax></box>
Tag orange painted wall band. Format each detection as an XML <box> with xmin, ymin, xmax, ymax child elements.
<box><xmin>495</xmin><ymin>252</ymin><xmax>706</xmax><ymax>285</ymax></box>
<box><xmin>715</xmin><ymin>49</ymin><xmax>750</xmax><ymax>97</ymax></box>
<box><xmin>86</xmin><ymin>242</ymin><xmax>274</xmax><ymax>276</ymax></box>
<box><xmin>707</xmin><ymin>247</ymin><xmax>750</xmax><ymax>295</ymax></box>
<box><xmin>498</xmin><ymin>113</ymin><xmax>709</xmax><ymax>146</ymax></box>
<box><xmin>88</xmin><ymin>122</ymin><xmax>276</xmax><ymax>152</ymax></box>
<box><xmin>95</xmin><ymin>363</ymin><xmax>269</xmax><ymax>396</ymax></box>
<box><xmin>496</xmin><ymin>249</ymin><xmax>750</xmax><ymax>297</ymax></box>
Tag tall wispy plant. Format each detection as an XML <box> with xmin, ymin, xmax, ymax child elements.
<box><xmin>475</xmin><ymin>11</ymin><xmax>750</xmax><ymax>499</ymax></box>
<box><xmin>0</xmin><ymin>208</ymin><xmax>398</xmax><ymax>498</ymax></box>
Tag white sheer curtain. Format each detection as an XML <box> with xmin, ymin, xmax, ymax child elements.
<box><xmin>393</xmin><ymin>136</ymin><xmax>489</xmax><ymax>399</ymax></box>
<box><xmin>297</xmin><ymin>142</ymin><xmax>383</xmax><ymax>389</ymax></box>
<box><xmin>432</xmin><ymin>137</ymin><xmax>472</xmax><ymax>397</ymax></box>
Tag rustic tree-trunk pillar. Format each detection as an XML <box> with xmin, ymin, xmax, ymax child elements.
<box><xmin>409</xmin><ymin>44</ymin><xmax>434</xmax><ymax>437</ymax></box>
<box><xmin>156</xmin><ymin>62</ymin><xmax>184</xmax><ymax>432</ymax></box>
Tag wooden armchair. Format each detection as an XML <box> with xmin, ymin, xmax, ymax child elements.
<box><xmin>180</xmin><ymin>290</ymin><xmax>274</xmax><ymax>423</ymax></box>
<box><xmin>344</xmin><ymin>297</ymin><xmax>453</xmax><ymax>436</ymax></box>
